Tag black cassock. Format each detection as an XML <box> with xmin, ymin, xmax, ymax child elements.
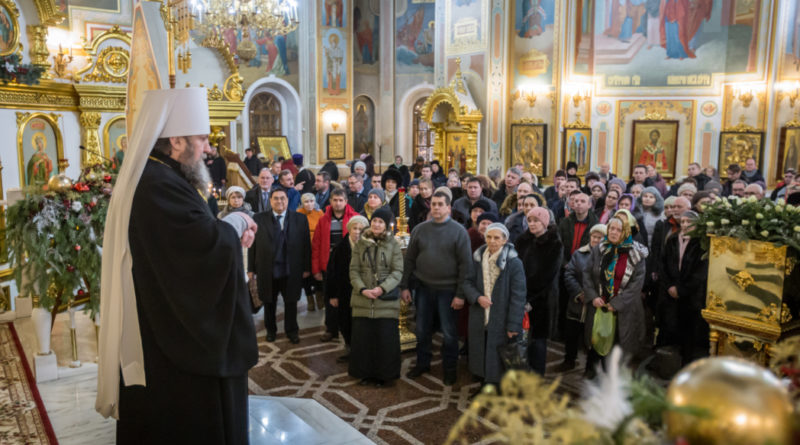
<box><xmin>118</xmin><ymin>152</ymin><xmax>258</xmax><ymax>445</ymax></box>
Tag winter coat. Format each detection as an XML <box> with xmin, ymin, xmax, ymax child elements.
<box><xmin>349</xmin><ymin>229</ymin><xmax>404</xmax><ymax>319</ymax></box>
<box><xmin>506</xmin><ymin>211</ymin><xmax>526</xmax><ymax>244</ymax></box>
<box><xmin>563</xmin><ymin>244</ymin><xmax>592</xmax><ymax>322</ymax></box>
<box><xmin>297</xmin><ymin>207</ymin><xmax>324</xmax><ymax>241</ymax></box>
<box><xmin>558</xmin><ymin>211</ymin><xmax>599</xmax><ymax>263</ymax></box>
<box><xmin>515</xmin><ymin>225</ymin><xmax>563</xmax><ymax>338</ymax></box>
<box><xmin>325</xmin><ymin>234</ymin><xmax>354</xmax><ymax>304</ymax></box>
<box><xmin>311</xmin><ymin>205</ymin><xmax>359</xmax><ymax>274</ymax></box>
<box><xmin>409</xmin><ymin>194</ymin><xmax>431</xmax><ymax>229</ymax></box>
<box><xmin>661</xmin><ymin>235</ymin><xmax>707</xmax><ymax>313</ymax></box>
<box><xmin>583</xmin><ymin>242</ymin><xmax>647</xmax><ymax>357</ymax></box>
<box><xmin>462</xmin><ymin>244</ymin><xmax>527</xmax><ymax>384</ymax></box>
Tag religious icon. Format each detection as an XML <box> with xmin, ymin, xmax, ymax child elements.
<box><xmin>103</xmin><ymin>117</ymin><xmax>127</xmax><ymax>159</ymax></box>
<box><xmin>562</xmin><ymin>127</ymin><xmax>592</xmax><ymax>176</ymax></box>
<box><xmin>18</xmin><ymin>114</ymin><xmax>62</xmax><ymax>188</ymax></box>
<box><xmin>518</xmin><ymin>0</ymin><xmax>546</xmax><ymax>38</ymax></box>
<box><xmin>257</xmin><ymin>136</ymin><xmax>292</xmax><ymax>163</ymax></box>
<box><xmin>353</xmin><ymin>97</ymin><xmax>374</xmax><ymax>158</ymax></box>
<box><xmin>0</xmin><ymin>1</ymin><xmax>19</xmax><ymax>56</ymax></box>
<box><xmin>779</xmin><ymin>126</ymin><xmax>800</xmax><ymax>180</ymax></box>
<box><xmin>327</xmin><ymin>133</ymin><xmax>346</xmax><ymax>160</ymax></box>
<box><xmin>323</xmin><ymin>0</ymin><xmax>345</xmax><ymax>27</ymax></box>
<box><xmin>718</xmin><ymin>130</ymin><xmax>764</xmax><ymax>174</ymax></box>
<box><xmin>509</xmin><ymin>123</ymin><xmax>547</xmax><ymax>177</ymax></box>
<box><xmin>323</xmin><ymin>31</ymin><xmax>344</xmax><ymax>95</ymax></box>
<box><xmin>631</xmin><ymin>120</ymin><xmax>679</xmax><ymax>179</ymax></box>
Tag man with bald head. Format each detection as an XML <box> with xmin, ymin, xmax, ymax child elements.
<box><xmin>744</xmin><ymin>183</ymin><xmax>764</xmax><ymax>200</ymax></box>
<box><xmin>555</xmin><ymin>191</ymin><xmax>598</xmax><ymax>372</ymax></box>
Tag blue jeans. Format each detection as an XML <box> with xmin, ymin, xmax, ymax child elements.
<box><xmin>415</xmin><ymin>285</ymin><xmax>459</xmax><ymax>371</ymax></box>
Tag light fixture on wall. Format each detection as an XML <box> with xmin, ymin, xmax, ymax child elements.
<box><xmin>323</xmin><ymin>108</ymin><xmax>346</xmax><ymax>132</ymax></box>
<box><xmin>779</xmin><ymin>81</ymin><xmax>800</xmax><ymax>109</ymax></box>
<box><xmin>730</xmin><ymin>83</ymin><xmax>763</xmax><ymax>108</ymax></box>
<box><xmin>513</xmin><ymin>84</ymin><xmax>550</xmax><ymax>108</ymax></box>
<box><xmin>564</xmin><ymin>82</ymin><xmax>592</xmax><ymax>107</ymax></box>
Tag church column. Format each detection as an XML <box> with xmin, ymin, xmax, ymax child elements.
<box><xmin>299</xmin><ymin>0</ymin><xmax>317</xmax><ymax>161</ymax></box>
<box><xmin>378</xmin><ymin>0</ymin><xmax>394</xmax><ymax>155</ymax></box>
<box><xmin>79</xmin><ymin>112</ymin><xmax>103</xmax><ymax>167</ymax></box>
<box><xmin>486</xmin><ymin>0</ymin><xmax>508</xmax><ymax>172</ymax></box>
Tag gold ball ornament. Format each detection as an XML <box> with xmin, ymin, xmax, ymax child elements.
<box><xmin>47</xmin><ymin>173</ymin><xmax>73</xmax><ymax>193</ymax></box>
<box><xmin>85</xmin><ymin>170</ymin><xmax>99</xmax><ymax>182</ymax></box>
<box><xmin>664</xmin><ymin>356</ymin><xmax>794</xmax><ymax>445</ymax></box>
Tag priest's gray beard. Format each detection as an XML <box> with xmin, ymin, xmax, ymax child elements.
<box><xmin>178</xmin><ymin>146</ymin><xmax>211</xmax><ymax>195</ymax></box>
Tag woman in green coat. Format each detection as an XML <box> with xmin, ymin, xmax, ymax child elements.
<box><xmin>349</xmin><ymin>207</ymin><xmax>404</xmax><ymax>386</ymax></box>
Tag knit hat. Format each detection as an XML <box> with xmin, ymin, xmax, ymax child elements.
<box><xmin>409</xmin><ymin>179</ymin><xmax>420</xmax><ymax>187</ymax></box>
<box><xmin>292</xmin><ymin>153</ymin><xmax>304</xmax><ymax>167</ymax></box>
<box><xmin>527</xmin><ymin>207</ymin><xmax>550</xmax><ymax>226</ymax></box>
<box><xmin>371</xmin><ymin>207</ymin><xmax>393</xmax><ymax>227</ymax></box>
<box><xmin>590</xmin><ymin>224</ymin><xmax>607</xmax><ymax>236</ymax></box>
<box><xmin>486</xmin><ymin>222</ymin><xmax>510</xmax><ymax>239</ymax></box>
<box><xmin>470</xmin><ymin>199</ymin><xmax>492</xmax><ymax>213</ymax></box>
<box><xmin>368</xmin><ymin>188</ymin><xmax>385</xmax><ymax>202</ymax></box>
<box><xmin>704</xmin><ymin>180</ymin><xmax>722</xmax><ymax>193</ymax></box>
<box><xmin>354</xmin><ymin>160</ymin><xmax>367</xmax><ymax>171</ymax></box>
<box><xmin>225</xmin><ymin>186</ymin><xmax>245</xmax><ymax>199</ymax></box>
<box><xmin>663</xmin><ymin>195</ymin><xmax>677</xmax><ymax>207</ymax></box>
<box><xmin>678</xmin><ymin>183</ymin><xmax>698</xmax><ymax>196</ymax></box>
<box><xmin>347</xmin><ymin>215</ymin><xmax>369</xmax><ymax>231</ymax></box>
<box><xmin>639</xmin><ymin>186</ymin><xmax>664</xmax><ymax>213</ymax></box>
<box><xmin>434</xmin><ymin>186</ymin><xmax>452</xmax><ymax>201</ymax></box>
<box><xmin>681</xmin><ymin>210</ymin><xmax>699</xmax><ymax>220</ymax></box>
<box><xmin>591</xmin><ymin>182</ymin><xmax>606</xmax><ymax>194</ymax></box>
<box><xmin>477</xmin><ymin>212</ymin><xmax>500</xmax><ymax>225</ymax></box>
<box><xmin>609</xmin><ymin>177</ymin><xmax>627</xmax><ymax>192</ymax></box>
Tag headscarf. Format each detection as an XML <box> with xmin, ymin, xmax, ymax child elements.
<box><xmin>613</xmin><ymin>209</ymin><xmax>639</xmax><ymax>233</ymax></box>
<box><xmin>638</xmin><ymin>186</ymin><xmax>664</xmax><ymax>214</ymax></box>
<box><xmin>617</xmin><ymin>193</ymin><xmax>636</xmax><ymax>212</ymax></box>
<box><xmin>608</xmin><ymin>177</ymin><xmax>627</xmax><ymax>193</ymax></box>
<box><xmin>601</xmin><ymin>217</ymin><xmax>633</xmax><ymax>299</ymax></box>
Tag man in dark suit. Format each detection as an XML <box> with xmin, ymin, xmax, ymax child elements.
<box><xmin>245</xmin><ymin>168</ymin><xmax>273</xmax><ymax>213</ymax></box>
<box><xmin>347</xmin><ymin>173</ymin><xmax>368</xmax><ymax>213</ymax></box>
<box><xmin>248</xmin><ymin>188</ymin><xmax>311</xmax><ymax>344</ymax></box>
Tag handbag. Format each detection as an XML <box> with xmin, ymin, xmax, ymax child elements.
<box><xmin>248</xmin><ymin>276</ymin><xmax>263</xmax><ymax>313</ymax></box>
<box><xmin>591</xmin><ymin>307</ymin><xmax>616</xmax><ymax>356</ymax></box>
<box><xmin>497</xmin><ymin>334</ymin><xmax>529</xmax><ymax>371</ymax></box>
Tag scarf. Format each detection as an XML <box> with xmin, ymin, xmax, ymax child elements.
<box><xmin>601</xmin><ymin>219</ymin><xmax>633</xmax><ymax>300</ymax></box>
<box><xmin>481</xmin><ymin>247</ymin><xmax>502</xmax><ymax>326</ymax></box>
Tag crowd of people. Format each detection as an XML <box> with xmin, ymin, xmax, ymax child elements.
<box><xmin>217</xmin><ymin>148</ymin><xmax>789</xmax><ymax>391</ymax></box>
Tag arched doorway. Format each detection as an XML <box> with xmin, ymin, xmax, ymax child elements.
<box><xmin>242</xmin><ymin>77</ymin><xmax>302</xmax><ymax>159</ymax></box>
<box><xmin>397</xmin><ymin>83</ymin><xmax>435</xmax><ymax>163</ymax></box>
<box><xmin>248</xmin><ymin>92</ymin><xmax>282</xmax><ymax>149</ymax></box>
<box><xmin>413</xmin><ymin>97</ymin><xmax>435</xmax><ymax>162</ymax></box>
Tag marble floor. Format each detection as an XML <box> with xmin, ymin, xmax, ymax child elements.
<box><xmin>12</xmin><ymin>295</ymin><xmax>373</xmax><ymax>445</ymax></box>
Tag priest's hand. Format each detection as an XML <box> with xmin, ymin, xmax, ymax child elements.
<box><xmin>451</xmin><ymin>297</ymin><xmax>464</xmax><ymax>310</ymax></box>
<box><xmin>401</xmin><ymin>289</ymin><xmax>412</xmax><ymax>304</ymax></box>
<box><xmin>477</xmin><ymin>296</ymin><xmax>491</xmax><ymax>309</ymax></box>
<box><xmin>239</xmin><ymin>214</ymin><xmax>258</xmax><ymax>248</ymax></box>
<box><xmin>330</xmin><ymin>298</ymin><xmax>339</xmax><ymax>307</ymax></box>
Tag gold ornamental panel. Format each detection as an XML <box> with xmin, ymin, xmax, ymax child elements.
<box><xmin>82</xmin><ymin>46</ymin><xmax>130</xmax><ymax>83</ymax></box>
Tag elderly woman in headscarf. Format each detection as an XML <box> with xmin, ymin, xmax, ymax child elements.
<box><xmin>514</xmin><ymin>207</ymin><xmax>563</xmax><ymax>375</ymax></box>
<box><xmin>463</xmin><ymin>223</ymin><xmax>527</xmax><ymax>388</ymax></box>
<box><xmin>217</xmin><ymin>186</ymin><xmax>253</xmax><ymax>219</ymax></box>
<box><xmin>582</xmin><ymin>216</ymin><xmax>648</xmax><ymax>374</ymax></box>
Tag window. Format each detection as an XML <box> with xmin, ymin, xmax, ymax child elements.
<box><xmin>249</xmin><ymin>92</ymin><xmax>282</xmax><ymax>148</ymax></box>
<box><xmin>413</xmin><ymin>97</ymin><xmax>435</xmax><ymax>162</ymax></box>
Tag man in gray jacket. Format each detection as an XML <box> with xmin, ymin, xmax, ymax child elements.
<box><xmin>401</xmin><ymin>190</ymin><xmax>472</xmax><ymax>386</ymax></box>
<box><xmin>452</xmin><ymin>177</ymin><xmax>498</xmax><ymax>220</ymax></box>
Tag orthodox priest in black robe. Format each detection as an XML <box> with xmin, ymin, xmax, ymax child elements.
<box><xmin>97</xmin><ymin>87</ymin><xmax>259</xmax><ymax>445</ymax></box>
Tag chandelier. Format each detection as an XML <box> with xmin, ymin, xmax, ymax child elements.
<box><xmin>192</xmin><ymin>0</ymin><xmax>299</xmax><ymax>39</ymax></box>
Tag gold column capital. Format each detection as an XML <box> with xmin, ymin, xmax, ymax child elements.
<box><xmin>79</xmin><ymin>111</ymin><xmax>103</xmax><ymax>167</ymax></box>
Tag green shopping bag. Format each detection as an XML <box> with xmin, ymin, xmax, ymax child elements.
<box><xmin>591</xmin><ymin>308</ymin><xmax>616</xmax><ymax>356</ymax></box>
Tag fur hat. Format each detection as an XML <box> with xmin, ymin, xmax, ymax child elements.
<box><xmin>381</xmin><ymin>168</ymin><xmax>403</xmax><ymax>189</ymax></box>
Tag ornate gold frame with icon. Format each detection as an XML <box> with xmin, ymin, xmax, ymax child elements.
<box><xmin>102</xmin><ymin>115</ymin><xmax>126</xmax><ymax>160</ymax></box>
<box><xmin>777</xmin><ymin>118</ymin><xmax>800</xmax><ymax>181</ymax></box>
<box><xmin>630</xmin><ymin>119</ymin><xmax>679</xmax><ymax>180</ymax></box>
<box><xmin>718</xmin><ymin>122</ymin><xmax>764</xmax><ymax>177</ymax></box>
<box><xmin>327</xmin><ymin>133</ymin><xmax>346</xmax><ymax>160</ymax></box>
<box><xmin>562</xmin><ymin>121</ymin><xmax>592</xmax><ymax>176</ymax></box>
<box><xmin>16</xmin><ymin>112</ymin><xmax>64</xmax><ymax>188</ymax></box>
<box><xmin>509</xmin><ymin>120</ymin><xmax>547</xmax><ymax>177</ymax></box>
<box><xmin>702</xmin><ymin>236</ymin><xmax>800</xmax><ymax>366</ymax></box>
<box><xmin>0</xmin><ymin>0</ymin><xmax>22</xmax><ymax>57</ymax></box>
<box><xmin>419</xmin><ymin>59</ymin><xmax>483</xmax><ymax>174</ymax></box>
<box><xmin>257</xmin><ymin>136</ymin><xmax>291</xmax><ymax>164</ymax></box>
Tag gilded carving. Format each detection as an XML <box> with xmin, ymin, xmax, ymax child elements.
<box><xmin>723</xmin><ymin>121</ymin><xmax>761</xmax><ymax>133</ymax></box>
<box><xmin>82</xmin><ymin>47</ymin><xmax>130</xmax><ymax>83</ymax></box>
<box><xmin>781</xmin><ymin>304</ymin><xmax>793</xmax><ymax>324</ymax></box>
<box><xmin>26</xmin><ymin>25</ymin><xmax>51</xmax><ymax>80</ymax></box>
<box><xmin>710</xmin><ymin>235</ymin><xmax>745</xmax><ymax>258</ymax></box>
<box><xmin>223</xmin><ymin>74</ymin><xmax>244</xmax><ymax>102</ymax></box>
<box><xmin>642</xmin><ymin>110</ymin><xmax>668</xmax><ymax>120</ymax></box>
<box><xmin>706</xmin><ymin>292</ymin><xmax>726</xmax><ymax>312</ymax></box>
<box><xmin>756</xmin><ymin>303</ymin><xmax>780</xmax><ymax>325</ymax></box>
<box><xmin>207</xmin><ymin>84</ymin><xmax>223</xmax><ymax>101</ymax></box>
<box><xmin>79</xmin><ymin>112</ymin><xmax>103</xmax><ymax>167</ymax></box>
<box><xmin>32</xmin><ymin>0</ymin><xmax>66</xmax><ymax>26</ymax></box>
<box><xmin>199</xmin><ymin>35</ymin><xmax>239</xmax><ymax>76</ymax></box>
<box><xmin>732</xmin><ymin>270</ymin><xmax>755</xmax><ymax>291</ymax></box>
